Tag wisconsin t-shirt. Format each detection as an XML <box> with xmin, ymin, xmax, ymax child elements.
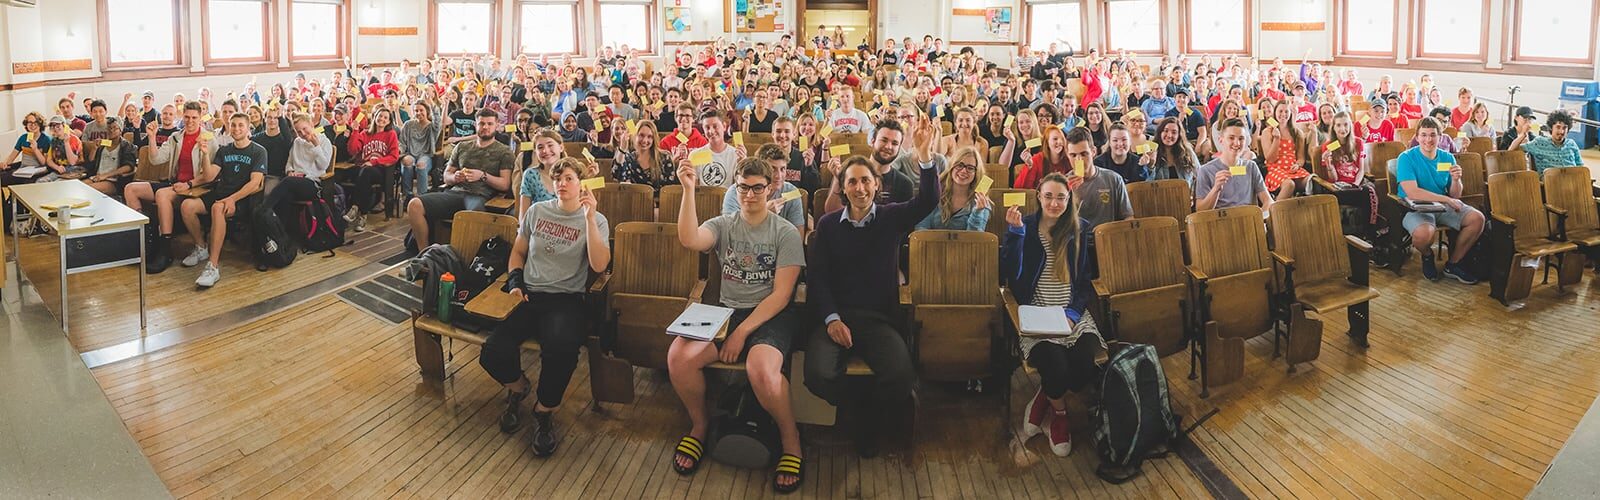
<box><xmin>701</xmin><ymin>212</ymin><xmax>805</xmax><ymax>309</ymax></box>
<box><xmin>518</xmin><ymin>200</ymin><xmax>610</xmax><ymax>294</ymax></box>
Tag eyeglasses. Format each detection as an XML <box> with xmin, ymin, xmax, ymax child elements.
<box><xmin>735</xmin><ymin>183</ymin><xmax>769</xmax><ymax>194</ymax></box>
<box><xmin>952</xmin><ymin>162</ymin><xmax>977</xmax><ymax>173</ymax></box>
<box><xmin>1040</xmin><ymin>193</ymin><xmax>1070</xmax><ymax>202</ymax></box>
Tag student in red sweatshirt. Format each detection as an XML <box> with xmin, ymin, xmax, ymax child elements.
<box><xmin>345</xmin><ymin>107</ymin><xmax>401</xmax><ymax>231</ymax></box>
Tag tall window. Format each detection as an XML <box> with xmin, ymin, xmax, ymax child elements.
<box><xmin>1184</xmin><ymin>0</ymin><xmax>1247</xmax><ymax>53</ymax></box>
<box><xmin>435</xmin><ymin>0</ymin><xmax>497</xmax><ymax>55</ymax></box>
<box><xmin>1340</xmin><ymin>0</ymin><xmax>1396</xmax><ymax>57</ymax></box>
<box><xmin>1104</xmin><ymin>0</ymin><xmax>1163</xmax><ymax>53</ymax></box>
<box><xmin>1026</xmin><ymin>1</ymin><xmax>1084</xmax><ymax>51</ymax></box>
<box><xmin>1415</xmin><ymin>0</ymin><xmax>1485</xmax><ymax>59</ymax></box>
<box><xmin>518</xmin><ymin>1</ymin><xmax>578</xmax><ymax>54</ymax></box>
<box><xmin>1511</xmin><ymin>0</ymin><xmax>1597</xmax><ymax>64</ymax></box>
<box><xmin>102</xmin><ymin>0</ymin><xmax>183</xmax><ymax>68</ymax></box>
<box><xmin>598</xmin><ymin>0</ymin><xmax>651</xmax><ymax>53</ymax></box>
<box><xmin>290</xmin><ymin>0</ymin><xmax>343</xmax><ymax>61</ymax></box>
<box><xmin>205</xmin><ymin>0</ymin><xmax>272</xmax><ymax>62</ymax></box>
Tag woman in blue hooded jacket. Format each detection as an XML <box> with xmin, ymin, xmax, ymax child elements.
<box><xmin>1000</xmin><ymin>172</ymin><xmax>1106</xmax><ymax>458</ymax></box>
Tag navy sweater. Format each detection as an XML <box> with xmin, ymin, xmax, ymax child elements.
<box><xmin>1002</xmin><ymin>213</ymin><xmax>1095</xmax><ymax>320</ymax></box>
<box><xmin>808</xmin><ymin>162</ymin><xmax>940</xmax><ymax>322</ymax></box>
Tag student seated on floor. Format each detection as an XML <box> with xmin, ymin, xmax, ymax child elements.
<box><xmin>482</xmin><ymin>157</ymin><xmax>610</xmax><ymax>458</ymax></box>
<box><xmin>1195</xmin><ymin>118</ymin><xmax>1273</xmax><ymax>212</ymax></box>
<box><xmin>1003</xmin><ymin>172</ymin><xmax>1105</xmax><ymax>458</ymax></box>
<box><xmin>1395</xmin><ymin>117</ymin><xmax>1483</xmax><ymax>284</ymax></box>
<box><xmin>136</xmin><ymin>102</ymin><xmax>219</xmax><ymax>274</ymax></box>
<box><xmin>667</xmin><ymin>157</ymin><xmax>807</xmax><ymax>494</ymax></box>
<box><xmin>405</xmin><ymin>109</ymin><xmax>514</xmax><ymax>250</ymax></box>
<box><xmin>805</xmin><ymin>117</ymin><xmax>940</xmax><ymax>458</ymax></box>
<box><xmin>176</xmin><ymin>112</ymin><xmax>268</xmax><ymax>288</ymax></box>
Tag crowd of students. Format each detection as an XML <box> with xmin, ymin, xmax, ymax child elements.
<box><xmin>5</xmin><ymin>32</ymin><xmax>1591</xmax><ymax>493</ymax></box>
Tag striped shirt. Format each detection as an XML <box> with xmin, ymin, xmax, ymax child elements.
<box><xmin>1031</xmin><ymin>232</ymin><xmax>1073</xmax><ymax>308</ymax></box>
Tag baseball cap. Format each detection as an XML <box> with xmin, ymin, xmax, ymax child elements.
<box><xmin>47</xmin><ymin>116</ymin><xmax>65</xmax><ymax>126</ymax></box>
<box><xmin>1515</xmin><ymin>106</ymin><xmax>1535</xmax><ymax>119</ymax></box>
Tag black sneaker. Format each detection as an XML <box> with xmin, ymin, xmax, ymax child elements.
<box><xmin>1442</xmin><ymin>263</ymin><xmax>1480</xmax><ymax>284</ymax></box>
<box><xmin>1420</xmin><ymin>254</ymin><xmax>1440</xmax><ymax>282</ymax></box>
<box><xmin>146</xmin><ymin>236</ymin><xmax>173</xmax><ymax>274</ymax></box>
<box><xmin>499</xmin><ymin>389</ymin><xmax>528</xmax><ymax>434</ymax></box>
<box><xmin>531</xmin><ymin>410</ymin><xmax>558</xmax><ymax>457</ymax></box>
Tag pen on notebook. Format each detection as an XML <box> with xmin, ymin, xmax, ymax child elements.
<box><xmin>679</xmin><ymin>321</ymin><xmax>713</xmax><ymax>326</ymax></box>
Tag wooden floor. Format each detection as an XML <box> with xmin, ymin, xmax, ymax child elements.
<box><xmin>84</xmin><ymin>252</ymin><xmax>1600</xmax><ymax>498</ymax></box>
<box><xmin>11</xmin><ymin>214</ymin><xmax>408</xmax><ymax>352</ymax></box>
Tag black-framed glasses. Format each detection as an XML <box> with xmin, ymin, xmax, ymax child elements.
<box><xmin>735</xmin><ymin>183</ymin><xmax>769</xmax><ymax>194</ymax></box>
<box><xmin>952</xmin><ymin>162</ymin><xmax>977</xmax><ymax>173</ymax></box>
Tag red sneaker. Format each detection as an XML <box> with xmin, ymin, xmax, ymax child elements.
<box><xmin>1022</xmin><ymin>388</ymin><xmax>1048</xmax><ymax>440</ymax></box>
<box><xmin>1047</xmin><ymin>408</ymin><xmax>1072</xmax><ymax>457</ymax></box>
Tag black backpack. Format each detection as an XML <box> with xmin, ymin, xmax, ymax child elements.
<box><xmin>1092</xmin><ymin>342</ymin><xmax>1180</xmax><ymax>483</ymax></box>
<box><xmin>300</xmin><ymin>182</ymin><xmax>348</xmax><ymax>255</ymax></box>
<box><xmin>458</xmin><ymin>236</ymin><xmax>512</xmax><ymax>301</ymax></box>
<box><xmin>251</xmin><ymin>207</ymin><xmax>297</xmax><ymax>269</ymax></box>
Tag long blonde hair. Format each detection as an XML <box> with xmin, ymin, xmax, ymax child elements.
<box><xmin>937</xmin><ymin>146</ymin><xmax>984</xmax><ymax>222</ymax></box>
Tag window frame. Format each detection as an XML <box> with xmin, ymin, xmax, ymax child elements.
<box><xmin>1410</xmin><ymin>0</ymin><xmax>1489</xmax><ymax>62</ymax></box>
<box><xmin>1506</xmin><ymin>0</ymin><xmax>1600</xmax><ymax>66</ymax></box>
<box><xmin>430</xmin><ymin>0</ymin><xmax>503</xmax><ymax>57</ymax></box>
<box><xmin>514</xmin><ymin>0</ymin><xmax>582</xmax><ymax>56</ymax></box>
<box><xmin>1024</xmin><ymin>0</ymin><xmax>1089</xmax><ymax>53</ymax></box>
<box><xmin>201</xmin><ymin>0</ymin><xmax>277</xmax><ymax>65</ymax></box>
<box><xmin>97</xmin><ymin>0</ymin><xmax>189</xmax><ymax>70</ymax></box>
<box><xmin>1100</xmin><ymin>0</ymin><xmax>1168</xmax><ymax>55</ymax></box>
<box><xmin>1180</xmin><ymin>0</ymin><xmax>1250</xmax><ymax>55</ymax></box>
<box><xmin>1336</xmin><ymin>0</ymin><xmax>1399</xmax><ymax>59</ymax></box>
<box><xmin>288</xmin><ymin>0</ymin><xmax>349</xmax><ymax>63</ymax></box>
<box><xmin>596</xmin><ymin>0</ymin><xmax>656</xmax><ymax>56</ymax></box>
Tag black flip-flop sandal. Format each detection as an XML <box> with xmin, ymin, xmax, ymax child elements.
<box><xmin>773</xmin><ymin>453</ymin><xmax>803</xmax><ymax>494</ymax></box>
<box><xmin>672</xmin><ymin>435</ymin><xmax>705</xmax><ymax>475</ymax></box>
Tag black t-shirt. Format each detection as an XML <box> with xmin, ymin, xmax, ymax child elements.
<box><xmin>747</xmin><ymin>109</ymin><xmax>777</xmax><ymax>133</ymax></box>
<box><xmin>1095</xmin><ymin>151</ymin><xmax>1144</xmax><ymax>183</ymax></box>
<box><xmin>784</xmin><ymin>148</ymin><xmax>821</xmax><ymax>193</ymax></box>
<box><xmin>449</xmin><ymin>110</ymin><xmax>477</xmax><ymax>138</ymax></box>
<box><xmin>655</xmin><ymin>110</ymin><xmax>678</xmax><ymax>135</ymax></box>
<box><xmin>211</xmin><ymin>142</ymin><xmax>268</xmax><ymax>196</ymax></box>
<box><xmin>251</xmin><ymin>130</ymin><xmax>295</xmax><ymax>177</ymax></box>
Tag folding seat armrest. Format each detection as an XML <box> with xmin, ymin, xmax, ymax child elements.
<box><xmin>1090</xmin><ymin>279</ymin><xmax>1112</xmax><ymax>298</ymax></box>
<box><xmin>687</xmin><ymin>279</ymin><xmax>707</xmax><ymax>303</ymax></box>
<box><xmin>587</xmin><ymin>271</ymin><xmax>612</xmax><ymax>295</ymax></box>
<box><xmin>1344</xmin><ymin>235</ymin><xmax>1373</xmax><ymax>254</ymax></box>
<box><xmin>1545</xmin><ymin>204</ymin><xmax>1569</xmax><ymax>241</ymax></box>
<box><xmin>1184</xmin><ymin>264</ymin><xmax>1209</xmax><ymax>283</ymax></box>
<box><xmin>1491</xmin><ymin>213</ymin><xmax>1516</xmax><ymax>227</ymax></box>
<box><xmin>1001</xmin><ymin>287</ymin><xmax>1021</xmax><ymax>333</ymax></box>
<box><xmin>1270</xmin><ymin>251</ymin><xmax>1295</xmax><ymax>268</ymax></box>
<box><xmin>1309</xmin><ymin>174</ymin><xmax>1340</xmax><ymax>194</ymax></box>
<box><xmin>1386</xmin><ymin>193</ymin><xmax>1413</xmax><ymax>213</ymax></box>
<box><xmin>898</xmin><ymin>284</ymin><xmax>912</xmax><ymax>306</ymax></box>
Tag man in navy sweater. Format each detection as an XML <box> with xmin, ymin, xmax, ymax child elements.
<box><xmin>804</xmin><ymin>116</ymin><xmax>940</xmax><ymax>457</ymax></box>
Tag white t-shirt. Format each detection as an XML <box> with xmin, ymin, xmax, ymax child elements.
<box><xmin>691</xmin><ymin>144</ymin><xmax>741</xmax><ymax>187</ymax></box>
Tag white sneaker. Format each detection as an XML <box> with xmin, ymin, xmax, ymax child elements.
<box><xmin>181</xmin><ymin>245</ymin><xmax>209</xmax><ymax>267</ymax></box>
<box><xmin>196</xmin><ymin>263</ymin><xmax>220</xmax><ymax>288</ymax></box>
<box><xmin>351</xmin><ymin>213</ymin><xmax>367</xmax><ymax>232</ymax></box>
<box><xmin>344</xmin><ymin>206</ymin><xmax>361</xmax><ymax>223</ymax></box>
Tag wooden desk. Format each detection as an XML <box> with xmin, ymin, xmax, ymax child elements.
<box><xmin>8</xmin><ymin>180</ymin><xmax>150</xmax><ymax>333</ymax></box>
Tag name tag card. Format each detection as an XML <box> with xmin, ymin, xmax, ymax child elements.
<box><xmin>829</xmin><ymin>144</ymin><xmax>851</xmax><ymax>156</ymax></box>
<box><xmin>1003</xmin><ymin>192</ymin><xmax>1025</xmax><ymax>207</ymax></box>
<box><xmin>689</xmin><ymin>149</ymin><xmax>714</xmax><ymax>166</ymax></box>
<box><xmin>1229</xmin><ymin>165</ymin><xmax>1248</xmax><ymax>176</ymax></box>
<box><xmin>580</xmin><ymin>176</ymin><xmax>606</xmax><ymax>190</ymax></box>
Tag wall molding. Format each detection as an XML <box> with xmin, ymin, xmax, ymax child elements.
<box><xmin>12</xmin><ymin>59</ymin><xmax>95</xmax><ymax>75</ymax></box>
<box><xmin>357</xmin><ymin>26</ymin><xmax>419</xmax><ymax>36</ymax></box>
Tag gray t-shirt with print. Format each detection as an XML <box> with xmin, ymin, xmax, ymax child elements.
<box><xmin>702</xmin><ymin>212</ymin><xmax>805</xmax><ymax>309</ymax></box>
<box><xmin>1074</xmin><ymin>169</ymin><xmax>1132</xmax><ymax>232</ymax></box>
<box><xmin>518</xmin><ymin>200</ymin><xmax>610</xmax><ymax>294</ymax></box>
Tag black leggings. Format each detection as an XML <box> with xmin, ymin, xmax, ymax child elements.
<box><xmin>347</xmin><ymin>164</ymin><xmax>392</xmax><ymax>213</ymax></box>
<box><xmin>259</xmin><ymin>176</ymin><xmax>321</xmax><ymax>215</ymax></box>
<box><xmin>1028</xmin><ymin>341</ymin><xmax>1100</xmax><ymax>399</ymax></box>
<box><xmin>479</xmin><ymin>292</ymin><xmax>588</xmax><ymax>408</ymax></box>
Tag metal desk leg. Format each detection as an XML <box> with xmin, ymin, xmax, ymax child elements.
<box><xmin>59</xmin><ymin>234</ymin><xmax>68</xmax><ymax>333</ymax></box>
<box><xmin>10</xmin><ymin>196</ymin><xmax>20</xmax><ymax>289</ymax></box>
<box><xmin>139</xmin><ymin>225</ymin><xmax>146</xmax><ymax>331</ymax></box>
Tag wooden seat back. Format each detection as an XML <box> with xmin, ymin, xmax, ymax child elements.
<box><xmin>1268</xmin><ymin>195</ymin><xmax>1350</xmax><ymax>284</ymax></box>
<box><xmin>1186</xmin><ymin>206</ymin><xmax>1275</xmax><ymax>339</ymax></box>
<box><xmin>1486</xmin><ymin>150</ymin><xmax>1529</xmax><ymax>175</ymax></box>
<box><xmin>1395</xmin><ymin>128</ymin><xmax>1417</xmax><ymax>145</ymax></box>
<box><xmin>987</xmin><ymin>145</ymin><xmax>1004</xmax><ymax>164</ymax></box>
<box><xmin>1093</xmin><ymin>217</ymin><xmax>1188</xmax><ymax>356</ymax></box>
<box><xmin>134</xmin><ymin>145</ymin><xmax>171</xmax><ymax>182</ymax></box>
<box><xmin>1367</xmin><ymin>141</ymin><xmax>1405</xmax><ymax>193</ymax></box>
<box><xmin>1127</xmin><ymin>179</ymin><xmax>1193</xmax><ymax>221</ymax></box>
<box><xmin>829</xmin><ymin>132</ymin><xmax>868</xmax><ymax>147</ymax></box>
<box><xmin>983</xmin><ymin>164</ymin><xmax>1011</xmax><ymax>189</ymax></box>
<box><xmin>811</xmin><ymin>187</ymin><xmax>832</xmax><ymax>220</ymax></box>
<box><xmin>657</xmin><ymin>185</ymin><xmax>726</xmax><ymax>224</ymax></box>
<box><xmin>1465</xmin><ymin>137</ymin><xmax>1493</xmax><ymax>154</ymax></box>
<box><xmin>562</xmin><ymin>141</ymin><xmax>588</xmax><ymax>159</ymax></box>
<box><xmin>1543</xmin><ymin>167</ymin><xmax>1600</xmax><ymax>234</ymax></box>
<box><xmin>983</xmin><ymin>188</ymin><xmax>1038</xmax><ymax>244</ymax></box>
<box><xmin>908</xmin><ymin>230</ymin><xmax>1000</xmax><ymax>381</ymax></box>
<box><xmin>594</xmin><ymin>183</ymin><xmax>655</xmax><ymax>228</ymax></box>
<box><xmin>448</xmin><ymin>211</ymin><xmax>519</xmax><ymax>262</ymax></box>
<box><xmin>1488</xmin><ymin>170</ymin><xmax>1550</xmax><ymax>241</ymax></box>
<box><xmin>744</xmin><ymin>133</ymin><xmax>774</xmax><ymax>149</ymax></box>
<box><xmin>610</xmin><ymin>222</ymin><xmax>704</xmax><ymax>369</ymax></box>
<box><xmin>595</xmin><ymin>158</ymin><xmax>615</xmax><ymax>182</ymax></box>
<box><xmin>1456</xmin><ymin>152</ymin><xmax>1488</xmax><ymax>211</ymax></box>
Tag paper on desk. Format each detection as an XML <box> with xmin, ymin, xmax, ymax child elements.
<box><xmin>667</xmin><ymin>303</ymin><xmax>735</xmax><ymax>341</ymax></box>
<box><xmin>1018</xmin><ymin>305</ymin><xmax>1072</xmax><ymax>337</ymax></box>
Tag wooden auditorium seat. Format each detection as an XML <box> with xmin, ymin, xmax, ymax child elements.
<box><xmin>904</xmin><ymin>230</ymin><xmax>1006</xmax><ymax>433</ymax></box>
<box><xmin>1090</xmin><ymin>217</ymin><xmax>1191</xmax><ymax>357</ymax></box>
<box><xmin>656</xmin><ymin>185</ymin><xmax>726</xmax><ymax>224</ymax></box>
<box><xmin>1268</xmin><ymin>195</ymin><xmax>1379</xmax><ymax>372</ymax></box>
<box><xmin>603</xmin><ymin>222</ymin><xmax>704</xmax><ymax>372</ymax></box>
<box><xmin>1366</xmin><ymin>141</ymin><xmax>1405</xmax><ymax>196</ymax></box>
<box><xmin>1542</xmin><ymin>167</ymin><xmax>1600</xmax><ymax>253</ymax></box>
<box><xmin>411</xmin><ymin>211</ymin><xmax>527</xmax><ymax>380</ymax></box>
<box><xmin>1485</xmin><ymin>150</ymin><xmax>1530</xmax><ymax>176</ymax></box>
<box><xmin>983</xmin><ymin>188</ymin><xmax>1037</xmax><ymax>245</ymax></box>
<box><xmin>1486</xmin><ymin>171</ymin><xmax>1582</xmax><ymax>305</ymax></box>
<box><xmin>1455</xmin><ymin>152</ymin><xmax>1489</xmax><ymax>213</ymax></box>
<box><xmin>593</xmin><ymin>183</ymin><xmax>656</xmax><ymax>229</ymax></box>
<box><xmin>1465</xmin><ymin>136</ymin><xmax>1493</xmax><ymax>155</ymax></box>
<box><xmin>1185</xmin><ymin>205</ymin><xmax>1276</xmax><ymax>397</ymax></box>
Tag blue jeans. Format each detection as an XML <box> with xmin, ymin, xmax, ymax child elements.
<box><xmin>401</xmin><ymin>154</ymin><xmax>432</xmax><ymax>200</ymax></box>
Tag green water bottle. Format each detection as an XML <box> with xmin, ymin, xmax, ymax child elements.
<box><xmin>437</xmin><ymin>272</ymin><xmax>455</xmax><ymax>322</ymax></box>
